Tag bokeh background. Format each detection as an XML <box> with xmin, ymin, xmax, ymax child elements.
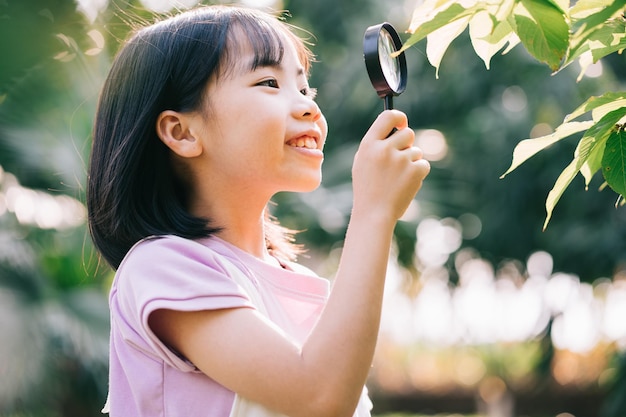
<box><xmin>1</xmin><ymin>0</ymin><xmax>625</xmax><ymax>416</ymax></box>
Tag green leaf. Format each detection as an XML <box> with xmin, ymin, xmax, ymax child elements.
<box><xmin>402</xmin><ymin>2</ymin><xmax>477</xmax><ymax>53</ymax></box>
<box><xmin>545</xmin><ymin>0</ymin><xmax>569</xmax><ymax>14</ymax></box>
<box><xmin>427</xmin><ymin>16</ymin><xmax>471</xmax><ymax>77</ymax></box>
<box><xmin>513</xmin><ymin>0</ymin><xmax>570</xmax><ymax>71</ymax></box>
<box><xmin>565</xmin><ymin>92</ymin><xmax>626</xmax><ymax>122</ymax></box>
<box><xmin>591</xmin><ymin>99</ymin><xmax>626</xmax><ymax>122</ymax></box>
<box><xmin>543</xmin><ymin>107</ymin><xmax>626</xmax><ymax>228</ymax></box>
<box><xmin>590</xmin><ymin>19</ymin><xmax>626</xmax><ymax>61</ymax></box>
<box><xmin>580</xmin><ymin>135</ymin><xmax>607</xmax><ymax>188</ymax></box>
<box><xmin>570</xmin><ymin>0</ymin><xmax>620</xmax><ymax>19</ymax></box>
<box><xmin>502</xmin><ymin>12</ymin><xmax>523</xmax><ymax>54</ymax></box>
<box><xmin>576</xmin><ymin>109</ymin><xmax>624</xmax><ymax>162</ymax></box>
<box><xmin>571</xmin><ymin>0</ymin><xmax>625</xmax><ymax>37</ymax></box>
<box><xmin>501</xmin><ymin>33</ymin><xmax>522</xmax><ymax>54</ymax></box>
<box><xmin>602</xmin><ymin>128</ymin><xmax>626</xmax><ymax>197</ymax></box>
<box><xmin>567</xmin><ymin>0</ymin><xmax>626</xmax><ymax>64</ymax></box>
<box><xmin>469</xmin><ymin>11</ymin><xmax>516</xmax><ymax>69</ymax></box>
<box><xmin>500</xmin><ymin>121</ymin><xmax>593</xmax><ymax>178</ymax></box>
<box><xmin>491</xmin><ymin>0</ymin><xmax>518</xmax><ymax>20</ymax></box>
<box><xmin>567</xmin><ymin>17</ymin><xmax>626</xmax><ymax>73</ymax></box>
<box><xmin>544</xmin><ymin>156</ymin><xmax>583</xmax><ymax>229</ymax></box>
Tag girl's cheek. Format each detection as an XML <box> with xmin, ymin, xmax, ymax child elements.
<box><xmin>319</xmin><ymin>114</ymin><xmax>328</xmax><ymax>138</ymax></box>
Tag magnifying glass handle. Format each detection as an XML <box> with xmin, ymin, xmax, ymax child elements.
<box><xmin>384</xmin><ymin>95</ymin><xmax>397</xmax><ymax>137</ymax></box>
<box><xmin>386</xmin><ymin>127</ymin><xmax>398</xmax><ymax>138</ymax></box>
<box><xmin>384</xmin><ymin>95</ymin><xmax>393</xmax><ymax>110</ymax></box>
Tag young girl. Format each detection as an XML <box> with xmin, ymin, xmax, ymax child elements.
<box><xmin>88</xmin><ymin>5</ymin><xmax>430</xmax><ymax>417</ymax></box>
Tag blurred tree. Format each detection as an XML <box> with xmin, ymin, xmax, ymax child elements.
<box><xmin>0</xmin><ymin>1</ymin><xmax>110</xmax><ymax>416</ymax></box>
<box><xmin>402</xmin><ymin>0</ymin><xmax>626</xmax><ymax>229</ymax></box>
<box><xmin>0</xmin><ymin>205</ymin><xmax>110</xmax><ymax>416</ymax></box>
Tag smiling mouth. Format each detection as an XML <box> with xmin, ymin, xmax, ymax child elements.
<box><xmin>286</xmin><ymin>137</ymin><xmax>317</xmax><ymax>149</ymax></box>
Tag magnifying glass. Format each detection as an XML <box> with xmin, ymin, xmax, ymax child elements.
<box><xmin>363</xmin><ymin>22</ymin><xmax>407</xmax><ymax>110</ymax></box>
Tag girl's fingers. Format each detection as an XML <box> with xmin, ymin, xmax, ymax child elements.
<box><xmin>364</xmin><ymin>110</ymin><xmax>408</xmax><ymax>142</ymax></box>
<box><xmin>411</xmin><ymin>146</ymin><xmax>423</xmax><ymax>161</ymax></box>
<box><xmin>386</xmin><ymin>127</ymin><xmax>416</xmax><ymax>150</ymax></box>
<box><xmin>413</xmin><ymin>157</ymin><xmax>431</xmax><ymax>178</ymax></box>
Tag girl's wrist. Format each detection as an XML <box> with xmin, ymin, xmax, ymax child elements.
<box><xmin>348</xmin><ymin>206</ymin><xmax>397</xmax><ymax>232</ymax></box>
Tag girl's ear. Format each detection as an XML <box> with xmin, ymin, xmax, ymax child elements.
<box><xmin>156</xmin><ymin>110</ymin><xmax>203</xmax><ymax>158</ymax></box>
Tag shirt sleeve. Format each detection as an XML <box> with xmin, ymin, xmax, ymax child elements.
<box><xmin>112</xmin><ymin>235</ymin><xmax>255</xmax><ymax>371</ymax></box>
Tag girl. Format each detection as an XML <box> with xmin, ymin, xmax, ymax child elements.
<box><xmin>88</xmin><ymin>4</ymin><xmax>430</xmax><ymax>417</ymax></box>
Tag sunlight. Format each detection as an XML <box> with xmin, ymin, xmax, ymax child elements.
<box><xmin>85</xmin><ymin>29</ymin><xmax>105</xmax><ymax>56</ymax></box>
<box><xmin>413</xmin><ymin>276</ymin><xmax>457</xmax><ymax>345</ymax></box>
<box><xmin>454</xmin><ymin>260</ymin><xmax>499</xmax><ymax>344</ymax></box>
<box><xmin>416</xmin><ymin>217</ymin><xmax>462</xmax><ymax>267</ymax></box>
<box><xmin>138</xmin><ymin>0</ymin><xmax>200</xmax><ymax>13</ymax></box>
<box><xmin>501</xmin><ymin>85</ymin><xmax>527</xmax><ymax>113</ymax></box>
<box><xmin>584</xmin><ymin>60</ymin><xmax>604</xmax><ymax>78</ymax></box>
<box><xmin>551</xmin><ymin>282</ymin><xmax>601</xmax><ymax>353</ymax></box>
<box><xmin>399</xmin><ymin>200</ymin><xmax>421</xmax><ymax>222</ymax></box>
<box><xmin>544</xmin><ymin>273</ymin><xmax>580</xmax><ymax>315</ymax></box>
<box><xmin>381</xmin><ymin>215</ymin><xmax>626</xmax><ymax>354</ymax></box>
<box><xmin>0</xmin><ymin>170</ymin><xmax>86</xmax><ymax>230</ymax></box>
<box><xmin>526</xmin><ymin>250</ymin><xmax>553</xmax><ymax>277</ymax></box>
<box><xmin>415</xmin><ymin>129</ymin><xmax>449</xmax><ymax>161</ymax></box>
<box><xmin>530</xmin><ymin>122</ymin><xmax>553</xmax><ymax>138</ymax></box>
<box><xmin>75</xmin><ymin>0</ymin><xmax>109</xmax><ymax>23</ymax></box>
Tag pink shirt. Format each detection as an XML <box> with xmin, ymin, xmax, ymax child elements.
<box><xmin>105</xmin><ymin>235</ymin><xmax>329</xmax><ymax>417</ymax></box>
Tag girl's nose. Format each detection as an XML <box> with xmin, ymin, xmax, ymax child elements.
<box><xmin>295</xmin><ymin>95</ymin><xmax>322</xmax><ymax>122</ymax></box>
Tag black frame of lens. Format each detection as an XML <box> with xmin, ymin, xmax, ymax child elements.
<box><xmin>363</xmin><ymin>22</ymin><xmax>407</xmax><ymax>104</ymax></box>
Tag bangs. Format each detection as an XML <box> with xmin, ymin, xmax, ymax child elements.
<box><xmin>219</xmin><ymin>10</ymin><xmax>314</xmax><ymax>78</ymax></box>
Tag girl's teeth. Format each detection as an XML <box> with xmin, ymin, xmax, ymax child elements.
<box><xmin>288</xmin><ymin>138</ymin><xmax>316</xmax><ymax>149</ymax></box>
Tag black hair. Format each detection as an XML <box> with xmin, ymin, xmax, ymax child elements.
<box><xmin>87</xmin><ymin>5</ymin><xmax>313</xmax><ymax>269</ymax></box>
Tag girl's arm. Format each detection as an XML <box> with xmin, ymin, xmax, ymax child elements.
<box><xmin>150</xmin><ymin>110</ymin><xmax>430</xmax><ymax>417</ymax></box>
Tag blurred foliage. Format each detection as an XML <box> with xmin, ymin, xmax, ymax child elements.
<box><xmin>400</xmin><ymin>0</ymin><xmax>626</xmax><ymax>230</ymax></box>
<box><xmin>0</xmin><ymin>1</ymin><xmax>111</xmax><ymax>415</ymax></box>
<box><xmin>0</xmin><ymin>219</ymin><xmax>110</xmax><ymax>415</ymax></box>
<box><xmin>602</xmin><ymin>350</ymin><xmax>626</xmax><ymax>417</ymax></box>
<box><xmin>1</xmin><ymin>0</ymin><xmax>625</xmax><ymax>416</ymax></box>
<box><xmin>0</xmin><ymin>0</ymin><xmax>94</xmax><ymax>190</ymax></box>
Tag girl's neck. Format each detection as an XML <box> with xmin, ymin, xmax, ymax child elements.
<box><xmin>185</xmin><ymin>162</ymin><xmax>275</xmax><ymax>260</ymax></box>
<box><xmin>192</xmin><ymin>195</ymin><xmax>272</xmax><ymax>260</ymax></box>
<box><xmin>217</xmin><ymin>224</ymin><xmax>269</xmax><ymax>260</ymax></box>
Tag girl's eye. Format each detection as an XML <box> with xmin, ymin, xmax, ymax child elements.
<box><xmin>301</xmin><ymin>87</ymin><xmax>318</xmax><ymax>99</ymax></box>
<box><xmin>258</xmin><ymin>78</ymin><xmax>279</xmax><ymax>88</ymax></box>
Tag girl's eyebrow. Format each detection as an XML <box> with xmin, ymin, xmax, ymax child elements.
<box><xmin>245</xmin><ymin>61</ymin><xmax>280</xmax><ymax>73</ymax></box>
<box><xmin>246</xmin><ymin>60</ymin><xmax>307</xmax><ymax>78</ymax></box>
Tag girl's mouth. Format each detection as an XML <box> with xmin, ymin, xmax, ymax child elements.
<box><xmin>286</xmin><ymin>137</ymin><xmax>317</xmax><ymax>149</ymax></box>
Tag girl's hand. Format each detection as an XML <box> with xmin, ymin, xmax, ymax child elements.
<box><xmin>352</xmin><ymin>110</ymin><xmax>430</xmax><ymax>221</ymax></box>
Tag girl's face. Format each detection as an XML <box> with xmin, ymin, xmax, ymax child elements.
<box><xmin>188</xmin><ymin>30</ymin><xmax>328</xmax><ymax>201</ymax></box>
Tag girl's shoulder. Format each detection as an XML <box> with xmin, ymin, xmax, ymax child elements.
<box><xmin>117</xmin><ymin>234</ymin><xmax>328</xmax><ymax>296</ymax></box>
<box><xmin>119</xmin><ymin>234</ymin><xmax>230</xmax><ymax>270</ymax></box>
<box><xmin>114</xmin><ymin>235</ymin><xmax>248</xmax><ymax>295</ymax></box>
<box><xmin>112</xmin><ymin>234</ymin><xmax>255</xmax><ymax>314</ymax></box>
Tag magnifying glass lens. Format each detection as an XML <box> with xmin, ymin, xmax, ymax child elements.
<box><xmin>363</xmin><ymin>22</ymin><xmax>407</xmax><ymax>109</ymax></box>
<box><xmin>379</xmin><ymin>29</ymin><xmax>400</xmax><ymax>91</ymax></box>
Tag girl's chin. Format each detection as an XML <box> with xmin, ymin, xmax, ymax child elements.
<box><xmin>286</xmin><ymin>178</ymin><xmax>323</xmax><ymax>193</ymax></box>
